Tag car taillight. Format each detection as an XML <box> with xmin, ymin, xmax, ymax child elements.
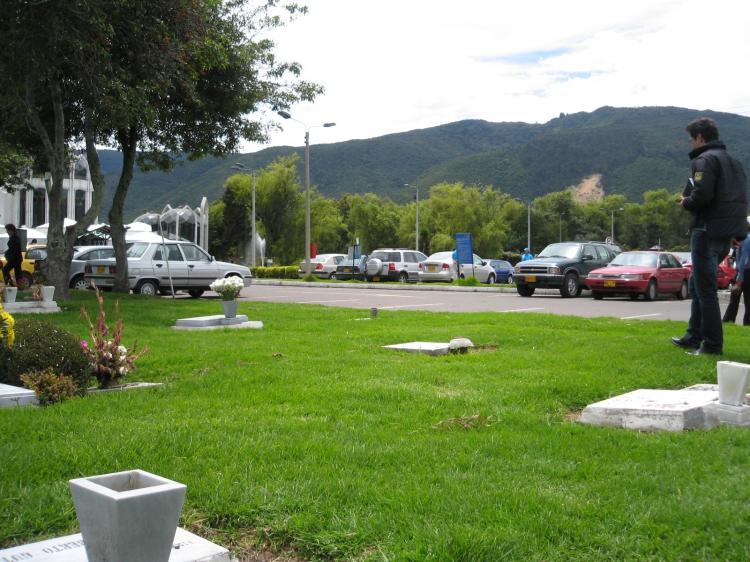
<box><xmin>85</xmin><ymin>265</ymin><xmax>92</xmax><ymax>273</ymax></box>
<box><xmin>442</xmin><ymin>263</ymin><xmax>450</xmax><ymax>269</ymax></box>
<box><xmin>419</xmin><ymin>263</ymin><xmax>423</xmax><ymax>270</ymax></box>
<box><xmin>388</xmin><ymin>263</ymin><xmax>396</xmax><ymax>271</ymax></box>
<box><xmin>315</xmin><ymin>263</ymin><xmax>323</xmax><ymax>270</ymax></box>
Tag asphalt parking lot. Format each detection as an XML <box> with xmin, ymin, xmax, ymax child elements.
<box><xmin>233</xmin><ymin>281</ymin><xmax>744</xmax><ymax>323</ymax></box>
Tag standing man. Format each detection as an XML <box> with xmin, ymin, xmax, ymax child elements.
<box><xmin>722</xmin><ymin>217</ymin><xmax>750</xmax><ymax>325</ymax></box>
<box><xmin>521</xmin><ymin>247</ymin><xmax>534</xmax><ymax>261</ymax></box>
<box><xmin>2</xmin><ymin>224</ymin><xmax>23</xmax><ymax>287</ymax></box>
<box><xmin>672</xmin><ymin>118</ymin><xmax>748</xmax><ymax>355</ymax></box>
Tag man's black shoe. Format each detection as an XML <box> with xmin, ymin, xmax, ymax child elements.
<box><xmin>671</xmin><ymin>336</ymin><xmax>700</xmax><ymax>350</ymax></box>
<box><xmin>686</xmin><ymin>346</ymin><xmax>722</xmax><ymax>356</ymax></box>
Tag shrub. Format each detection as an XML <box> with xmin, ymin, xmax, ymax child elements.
<box><xmin>0</xmin><ymin>303</ymin><xmax>15</xmax><ymax>348</ymax></box>
<box><xmin>250</xmin><ymin>266</ymin><xmax>298</xmax><ymax>279</ymax></box>
<box><xmin>21</xmin><ymin>368</ymin><xmax>77</xmax><ymax>406</ymax></box>
<box><xmin>457</xmin><ymin>276</ymin><xmax>480</xmax><ymax>286</ymax></box>
<box><xmin>0</xmin><ymin>318</ymin><xmax>90</xmax><ymax>392</ymax></box>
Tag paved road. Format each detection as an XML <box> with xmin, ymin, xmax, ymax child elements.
<box><xmin>232</xmin><ymin>282</ymin><xmax>743</xmax><ymax>323</ymax></box>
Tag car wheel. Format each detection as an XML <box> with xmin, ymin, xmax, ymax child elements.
<box><xmin>487</xmin><ymin>273</ymin><xmax>496</xmax><ymax>285</ymax></box>
<box><xmin>560</xmin><ymin>272</ymin><xmax>579</xmax><ymax>298</ymax></box>
<box><xmin>676</xmin><ymin>280</ymin><xmax>688</xmax><ymax>300</ymax></box>
<box><xmin>507</xmin><ymin>274</ymin><xmax>513</xmax><ymax>284</ymax></box>
<box><xmin>70</xmin><ymin>274</ymin><xmax>89</xmax><ymax>291</ymax></box>
<box><xmin>516</xmin><ymin>284</ymin><xmax>535</xmax><ymax>297</ymax></box>
<box><xmin>330</xmin><ymin>272</ymin><xmax>337</xmax><ymax>280</ymax></box>
<box><xmin>188</xmin><ymin>289</ymin><xmax>204</xmax><ymax>298</ymax></box>
<box><xmin>644</xmin><ymin>279</ymin><xmax>658</xmax><ymax>301</ymax></box>
<box><xmin>136</xmin><ymin>280</ymin><xmax>158</xmax><ymax>296</ymax></box>
<box><xmin>592</xmin><ymin>291</ymin><xmax>604</xmax><ymax>300</ymax></box>
<box><xmin>398</xmin><ymin>271</ymin><xmax>409</xmax><ymax>283</ymax></box>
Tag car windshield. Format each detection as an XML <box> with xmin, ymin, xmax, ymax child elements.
<box><xmin>609</xmin><ymin>253</ymin><xmax>657</xmax><ymax>267</ymax></box>
<box><xmin>125</xmin><ymin>242</ymin><xmax>149</xmax><ymax>258</ymax></box>
<box><xmin>537</xmin><ymin>243</ymin><xmax>580</xmax><ymax>259</ymax></box>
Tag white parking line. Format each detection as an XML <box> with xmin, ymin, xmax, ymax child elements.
<box><xmin>620</xmin><ymin>313</ymin><xmax>662</xmax><ymax>320</ymax></box>
<box><xmin>294</xmin><ymin>298</ymin><xmax>360</xmax><ymax>304</ymax></box>
<box><xmin>373</xmin><ymin>293</ymin><xmax>413</xmax><ymax>298</ymax></box>
<box><xmin>250</xmin><ymin>295</ymin><xmax>294</xmax><ymax>300</ymax></box>
<box><xmin>379</xmin><ymin>303</ymin><xmax>445</xmax><ymax>309</ymax></box>
<box><xmin>503</xmin><ymin>307</ymin><xmax>545</xmax><ymax>313</ymax></box>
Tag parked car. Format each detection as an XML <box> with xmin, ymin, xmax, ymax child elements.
<box><xmin>488</xmin><ymin>259</ymin><xmax>514</xmax><ymax>284</ymax></box>
<box><xmin>585</xmin><ymin>251</ymin><xmax>691</xmax><ymax>300</ymax></box>
<box><xmin>365</xmin><ymin>249</ymin><xmax>427</xmax><ymax>282</ymax></box>
<box><xmin>418</xmin><ymin>251</ymin><xmax>457</xmax><ymax>282</ymax></box>
<box><xmin>297</xmin><ymin>253</ymin><xmax>346</xmax><ymax>279</ymax></box>
<box><xmin>669</xmin><ymin>251</ymin><xmax>733</xmax><ymax>290</ymax></box>
<box><xmin>335</xmin><ymin>254</ymin><xmax>369</xmax><ymax>281</ymax></box>
<box><xmin>459</xmin><ymin>254</ymin><xmax>497</xmax><ymax>284</ymax></box>
<box><xmin>513</xmin><ymin>241</ymin><xmax>621</xmax><ymax>297</ymax></box>
<box><xmin>84</xmin><ymin>241</ymin><xmax>251</xmax><ymax>297</ymax></box>
<box><xmin>33</xmin><ymin>245</ymin><xmax>116</xmax><ymax>290</ymax></box>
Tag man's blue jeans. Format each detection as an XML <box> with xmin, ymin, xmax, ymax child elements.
<box><xmin>685</xmin><ymin>228</ymin><xmax>731</xmax><ymax>351</ymax></box>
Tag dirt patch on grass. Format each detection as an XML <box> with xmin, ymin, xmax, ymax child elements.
<box><xmin>434</xmin><ymin>413</ymin><xmax>493</xmax><ymax>430</ymax></box>
<box><xmin>565</xmin><ymin>409</ymin><xmax>582</xmax><ymax>422</ymax></box>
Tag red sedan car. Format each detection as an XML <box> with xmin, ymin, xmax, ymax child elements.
<box><xmin>585</xmin><ymin>251</ymin><xmax>691</xmax><ymax>300</ymax></box>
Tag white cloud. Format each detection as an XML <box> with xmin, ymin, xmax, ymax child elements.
<box><xmin>243</xmin><ymin>0</ymin><xmax>750</xmax><ymax>152</ymax></box>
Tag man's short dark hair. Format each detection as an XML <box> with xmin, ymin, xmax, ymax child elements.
<box><xmin>686</xmin><ymin>118</ymin><xmax>719</xmax><ymax>142</ymax></box>
<box><xmin>4</xmin><ymin>223</ymin><xmax>16</xmax><ymax>233</ymax></box>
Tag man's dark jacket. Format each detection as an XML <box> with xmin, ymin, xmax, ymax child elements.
<box><xmin>682</xmin><ymin>139</ymin><xmax>748</xmax><ymax>239</ymax></box>
<box><xmin>4</xmin><ymin>233</ymin><xmax>22</xmax><ymax>264</ymax></box>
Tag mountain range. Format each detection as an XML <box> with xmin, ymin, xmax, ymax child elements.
<box><xmin>97</xmin><ymin>106</ymin><xmax>750</xmax><ymax>220</ymax></box>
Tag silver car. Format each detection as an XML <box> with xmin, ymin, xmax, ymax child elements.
<box><xmin>26</xmin><ymin>245</ymin><xmax>116</xmax><ymax>290</ymax></box>
<box><xmin>297</xmin><ymin>253</ymin><xmax>347</xmax><ymax>279</ymax></box>
<box><xmin>84</xmin><ymin>241</ymin><xmax>251</xmax><ymax>297</ymax></box>
<box><xmin>418</xmin><ymin>252</ymin><xmax>496</xmax><ymax>283</ymax></box>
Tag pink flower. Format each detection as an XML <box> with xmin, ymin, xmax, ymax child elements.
<box><xmin>80</xmin><ymin>340</ymin><xmax>89</xmax><ymax>351</ymax></box>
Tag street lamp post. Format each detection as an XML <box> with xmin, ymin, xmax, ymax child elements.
<box><xmin>527</xmin><ymin>202</ymin><xmax>531</xmax><ymax>252</ymax></box>
<box><xmin>559</xmin><ymin>212</ymin><xmax>564</xmax><ymax>242</ymax></box>
<box><xmin>277</xmin><ymin>110</ymin><xmax>336</xmax><ymax>277</ymax></box>
<box><xmin>405</xmin><ymin>183</ymin><xmax>419</xmax><ymax>251</ymax></box>
<box><xmin>610</xmin><ymin>207</ymin><xmax>624</xmax><ymax>243</ymax></box>
<box><xmin>231</xmin><ymin>163</ymin><xmax>256</xmax><ymax>267</ymax></box>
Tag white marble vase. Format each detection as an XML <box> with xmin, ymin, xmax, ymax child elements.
<box><xmin>717</xmin><ymin>361</ymin><xmax>750</xmax><ymax>407</ymax></box>
<box><xmin>70</xmin><ymin>469</ymin><xmax>186</xmax><ymax>562</ymax></box>
<box><xmin>41</xmin><ymin>286</ymin><xmax>55</xmax><ymax>302</ymax></box>
<box><xmin>221</xmin><ymin>299</ymin><xmax>238</xmax><ymax>318</ymax></box>
<box><xmin>2</xmin><ymin>287</ymin><xmax>17</xmax><ymax>303</ymax></box>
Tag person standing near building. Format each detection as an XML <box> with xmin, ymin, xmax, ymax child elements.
<box><xmin>672</xmin><ymin>118</ymin><xmax>748</xmax><ymax>355</ymax></box>
<box><xmin>2</xmin><ymin>224</ymin><xmax>23</xmax><ymax>287</ymax></box>
<box><xmin>722</xmin><ymin>217</ymin><xmax>750</xmax><ymax>326</ymax></box>
<box><xmin>521</xmin><ymin>248</ymin><xmax>534</xmax><ymax>261</ymax></box>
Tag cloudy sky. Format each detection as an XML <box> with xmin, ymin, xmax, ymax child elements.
<box><xmin>244</xmin><ymin>0</ymin><xmax>750</xmax><ymax>152</ymax></box>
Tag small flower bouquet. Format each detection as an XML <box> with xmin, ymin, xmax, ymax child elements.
<box><xmin>210</xmin><ymin>276</ymin><xmax>244</xmax><ymax>301</ymax></box>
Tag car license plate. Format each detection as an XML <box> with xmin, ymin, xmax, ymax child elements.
<box><xmin>97</xmin><ymin>266</ymin><xmax>105</xmax><ymax>273</ymax></box>
<box><xmin>372</xmin><ymin>276</ymin><xmax>380</xmax><ymax>282</ymax></box>
<box><xmin>428</xmin><ymin>265</ymin><xmax>437</xmax><ymax>272</ymax></box>
<box><xmin>526</xmin><ymin>275</ymin><xmax>536</xmax><ymax>283</ymax></box>
<box><xmin>343</xmin><ymin>267</ymin><xmax>351</xmax><ymax>272</ymax></box>
<box><xmin>604</xmin><ymin>280</ymin><xmax>616</xmax><ymax>288</ymax></box>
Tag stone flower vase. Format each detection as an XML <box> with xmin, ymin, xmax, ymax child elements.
<box><xmin>70</xmin><ymin>469</ymin><xmax>186</xmax><ymax>562</ymax></box>
<box><xmin>717</xmin><ymin>361</ymin><xmax>750</xmax><ymax>407</ymax></box>
<box><xmin>41</xmin><ymin>285</ymin><xmax>55</xmax><ymax>302</ymax></box>
<box><xmin>221</xmin><ymin>299</ymin><xmax>238</xmax><ymax>318</ymax></box>
<box><xmin>3</xmin><ymin>287</ymin><xmax>17</xmax><ymax>303</ymax></box>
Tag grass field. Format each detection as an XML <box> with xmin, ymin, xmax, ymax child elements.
<box><xmin>1</xmin><ymin>292</ymin><xmax>749</xmax><ymax>561</ymax></box>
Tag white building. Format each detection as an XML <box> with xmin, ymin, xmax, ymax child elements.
<box><xmin>0</xmin><ymin>155</ymin><xmax>94</xmax><ymax>228</ymax></box>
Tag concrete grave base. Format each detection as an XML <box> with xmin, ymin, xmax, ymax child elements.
<box><xmin>0</xmin><ymin>527</ymin><xmax>229</xmax><ymax>562</ymax></box>
<box><xmin>383</xmin><ymin>342</ymin><xmax>451</xmax><ymax>356</ymax></box>
<box><xmin>173</xmin><ymin>314</ymin><xmax>263</xmax><ymax>331</ymax></box>
<box><xmin>0</xmin><ymin>382</ymin><xmax>38</xmax><ymax>407</ymax></box>
<box><xmin>3</xmin><ymin>300</ymin><xmax>61</xmax><ymax>314</ymax></box>
<box><xmin>579</xmin><ymin>388</ymin><xmax>720</xmax><ymax>431</ymax></box>
<box><xmin>704</xmin><ymin>402</ymin><xmax>750</xmax><ymax>427</ymax></box>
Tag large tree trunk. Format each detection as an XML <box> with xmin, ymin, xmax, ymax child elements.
<box><xmin>110</xmin><ymin>127</ymin><xmax>138</xmax><ymax>293</ymax></box>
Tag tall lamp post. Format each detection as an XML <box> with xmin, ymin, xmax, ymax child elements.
<box><xmin>277</xmin><ymin>110</ymin><xmax>336</xmax><ymax>277</ymax></box>
<box><xmin>231</xmin><ymin>163</ymin><xmax>256</xmax><ymax>268</ymax></box>
<box><xmin>558</xmin><ymin>212</ymin><xmax>565</xmax><ymax>242</ymax></box>
<box><xmin>405</xmin><ymin>183</ymin><xmax>419</xmax><ymax>251</ymax></box>
<box><xmin>610</xmin><ymin>207</ymin><xmax>624</xmax><ymax>243</ymax></box>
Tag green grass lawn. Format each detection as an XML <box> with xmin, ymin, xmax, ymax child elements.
<box><xmin>2</xmin><ymin>293</ymin><xmax>750</xmax><ymax>561</ymax></box>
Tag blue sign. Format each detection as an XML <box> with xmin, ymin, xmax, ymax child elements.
<box><xmin>454</xmin><ymin>233</ymin><xmax>474</xmax><ymax>264</ymax></box>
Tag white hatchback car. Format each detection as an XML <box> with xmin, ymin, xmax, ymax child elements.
<box><xmin>84</xmin><ymin>241</ymin><xmax>251</xmax><ymax>297</ymax></box>
<box><xmin>297</xmin><ymin>253</ymin><xmax>347</xmax><ymax>279</ymax></box>
<box><xmin>418</xmin><ymin>252</ymin><xmax>496</xmax><ymax>283</ymax></box>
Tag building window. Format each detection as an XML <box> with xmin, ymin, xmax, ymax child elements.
<box><xmin>75</xmin><ymin>190</ymin><xmax>86</xmax><ymax>220</ymax></box>
<box><xmin>33</xmin><ymin>188</ymin><xmax>46</xmax><ymax>226</ymax></box>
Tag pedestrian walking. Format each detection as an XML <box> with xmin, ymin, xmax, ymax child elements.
<box><xmin>723</xmin><ymin>217</ymin><xmax>750</xmax><ymax>325</ymax></box>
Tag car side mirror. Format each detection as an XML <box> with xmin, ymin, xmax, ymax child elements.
<box><xmin>481</xmin><ymin>261</ymin><xmax>487</xmax><ymax>266</ymax></box>
<box><xmin>210</xmin><ymin>255</ymin><xmax>215</xmax><ymax>262</ymax></box>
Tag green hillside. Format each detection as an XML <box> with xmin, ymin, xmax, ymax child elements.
<box><xmin>100</xmin><ymin>106</ymin><xmax>750</xmax><ymax>220</ymax></box>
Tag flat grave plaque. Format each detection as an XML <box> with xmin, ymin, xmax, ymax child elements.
<box><xmin>382</xmin><ymin>342</ymin><xmax>451</xmax><ymax>356</ymax></box>
<box><xmin>0</xmin><ymin>527</ymin><xmax>229</xmax><ymax>562</ymax></box>
<box><xmin>0</xmin><ymin>382</ymin><xmax>37</xmax><ymax>407</ymax></box>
